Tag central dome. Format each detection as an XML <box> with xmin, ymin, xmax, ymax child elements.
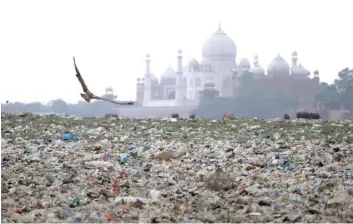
<box><xmin>202</xmin><ymin>25</ymin><xmax>237</xmax><ymax>59</ymax></box>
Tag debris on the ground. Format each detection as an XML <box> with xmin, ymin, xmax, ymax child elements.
<box><xmin>1</xmin><ymin>113</ymin><xmax>353</xmax><ymax>223</ymax></box>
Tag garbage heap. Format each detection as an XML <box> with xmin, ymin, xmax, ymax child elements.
<box><xmin>1</xmin><ymin>113</ymin><xmax>353</xmax><ymax>223</ymax></box>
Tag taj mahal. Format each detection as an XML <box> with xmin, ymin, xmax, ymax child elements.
<box><xmin>117</xmin><ymin>25</ymin><xmax>321</xmax><ymax>117</ymax></box>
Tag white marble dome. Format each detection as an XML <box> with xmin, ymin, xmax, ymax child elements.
<box><xmin>251</xmin><ymin>65</ymin><xmax>265</xmax><ymax>76</ymax></box>
<box><xmin>202</xmin><ymin>25</ymin><xmax>237</xmax><ymax>59</ymax></box>
<box><xmin>189</xmin><ymin>58</ymin><xmax>199</xmax><ymax>67</ymax></box>
<box><xmin>267</xmin><ymin>54</ymin><xmax>290</xmax><ymax>75</ymax></box>
<box><xmin>239</xmin><ymin>58</ymin><xmax>251</xmax><ymax>69</ymax></box>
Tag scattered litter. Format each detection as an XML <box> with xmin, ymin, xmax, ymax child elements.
<box><xmin>2</xmin><ymin>114</ymin><xmax>353</xmax><ymax>223</ymax></box>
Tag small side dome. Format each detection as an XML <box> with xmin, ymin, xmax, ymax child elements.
<box><xmin>291</xmin><ymin>64</ymin><xmax>309</xmax><ymax>78</ymax></box>
<box><xmin>251</xmin><ymin>66</ymin><xmax>265</xmax><ymax>76</ymax></box>
<box><xmin>161</xmin><ymin>65</ymin><xmax>177</xmax><ymax>80</ymax></box>
<box><xmin>239</xmin><ymin>58</ymin><xmax>251</xmax><ymax>69</ymax></box>
<box><xmin>189</xmin><ymin>58</ymin><xmax>200</xmax><ymax>72</ymax></box>
<box><xmin>267</xmin><ymin>54</ymin><xmax>290</xmax><ymax>76</ymax></box>
<box><xmin>189</xmin><ymin>58</ymin><xmax>199</xmax><ymax>67</ymax></box>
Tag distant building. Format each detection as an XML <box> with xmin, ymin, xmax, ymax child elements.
<box><xmin>121</xmin><ymin>25</ymin><xmax>321</xmax><ymax>117</ymax></box>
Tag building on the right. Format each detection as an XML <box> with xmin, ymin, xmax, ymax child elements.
<box><xmin>245</xmin><ymin>51</ymin><xmax>321</xmax><ymax>114</ymax></box>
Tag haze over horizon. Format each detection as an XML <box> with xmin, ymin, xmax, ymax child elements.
<box><xmin>0</xmin><ymin>0</ymin><xmax>352</xmax><ymax>104</ymax></box>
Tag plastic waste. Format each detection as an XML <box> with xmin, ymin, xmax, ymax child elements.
<box><xmin>69</xmin><ymin>197</ymin><xmax>80</xmax><ymax>208</ymax></box>
<box><xmin>274</xmin><ymin>190</ymin><xmax>280</xmax><ymax>197</ymax></box>
<box><xmin>60</xmin><ymin>133</ymin><xmax>76</xmax><ymax>141</ymax></box>
<box><xmin>282</xmin><ymin>161</ymin><xmax>291</xmax><ymax>169</ymax></box>
<box><xmin>66</xmin><ymin>210</ymin><xmax>79</xmax><ymax>223</ymax></box>
<box><xmin>104</xmin><ymin>153</ymin><xmax>113</xmax><ymax>159</ymax></box>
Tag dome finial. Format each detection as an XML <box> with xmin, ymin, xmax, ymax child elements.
<box><xmin>218</xmin><ymin>23</ymin><xmax>222</xmax><ymax>31</ymax></box>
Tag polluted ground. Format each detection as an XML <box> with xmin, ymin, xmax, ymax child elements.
<box><xmin>1</xmin><ymin>113</ymin><xmax>353</xmax><ymax>223</ymax></box>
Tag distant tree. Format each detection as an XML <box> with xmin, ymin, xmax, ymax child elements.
<box><xmin>235</xmin><ymin>71</ymin><xmax>297</xmax><ymax>118</ymax></box>
<box><xmin>25</xmin><ymin>102</ymin><xmax>45</xmax><ymax>113</ymax></box>
<box><xmin>49</xmin><ymin>99</ymin><xmax>68</xmax><ymax>114</ymax></box>
<box><xmin>238</xmin><ymin>70</ymin><xmax>255</xmax><ymax>88</ymax></box>
<box><xmin>334</xmin><ymin>68</ymin><xmax>353</xmax><ymax>111</ymax></box>
<box><xmin>314</xmin><ymin>82</ymin><xmax>341</xmax><ymax>110</ymax></box>
<box><xmin>1</xmin><ymin>102</ymin><xmax>24</xmax><ymax>113</ymax></box>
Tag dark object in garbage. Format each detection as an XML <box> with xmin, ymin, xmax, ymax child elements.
<box><xmin>296</xmin><ymin>111</ymin><xmax>321</xmax><ymax>120</ymax></box>
<box><xmin>310</xmin><ymin>113</ymin><xmax>321</xmax><ymax>119</ymax></box>
<box><xmin>73</xmin><ymin>57</ymin><xmax>134</xmax><ymax>106</ymax></box>
<box><xmin>284</xmin><ymin>113</ymin><xmax>290</xmax><ymax>120</ymax></box>
<box><xmin>296</xmin><ymin>111</ymin><xmax>308</xmax><ymax>119</ymax></box>
<box><xmin>189</xmin><ymin>114</ymin><xmax>196</xmax><ymax>119</ymax></box>
<box><xmin>226</xmin><ymin>148</ymin><xmax>233</xmax><ymax>153</ymax></box>
<box><xmin>42</xmin><ymin>137</ymin><xmax>52</xmax><ymax>144</ymax></box>
<box><xmin>258</xmin><ymin>200</ymin><xmax>272</xmax><ymax>206</ymax></box>
<box><xmin>171</xmin><ymin>113</ymin><xmax>179</xmax><ymax>118</ymax></box>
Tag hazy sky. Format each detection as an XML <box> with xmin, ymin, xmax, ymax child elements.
<box><xmin>0</xmin><ymin>0</ymin><xmax>352</xmax><ymax>104</ymax></box>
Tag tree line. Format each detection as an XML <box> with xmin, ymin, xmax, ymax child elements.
<box><xmin>1</xmin><ymin>95</ymin><xmax>118</xmax><ymax>117</ymax></box>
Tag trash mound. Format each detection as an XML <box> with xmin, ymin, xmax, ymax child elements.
<box><xmin>1</xmin><ymin>113</ymin><xmax>353</xmax><ymax>223</ymax></box>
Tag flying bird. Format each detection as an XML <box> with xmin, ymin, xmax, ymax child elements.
<box><xmin>73</xmin><ymin>57</ymin><xmax>134</xmax><ymax>105</ymax></box>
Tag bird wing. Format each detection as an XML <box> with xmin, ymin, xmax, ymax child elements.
<box><xmin>73</xmin><ymin>57</ymin><xmax>133</xmax><ymax>106</ymax></box>
<box><xmin>92</xmin><ymin>95</ymin><xmax>134</xmax><ymax>105</ymax></box>
<box><xmin>73</xmin><ymin>57</ymin><xmax>89</xmax><ymax>93</ymax></box>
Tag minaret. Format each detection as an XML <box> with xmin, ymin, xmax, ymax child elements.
<box><xmin>232</xmin><ymin>70</ymin><xmax>238</xmax><ymax>97</ymax></box>
<box><xmin>136</xmin><ymin>78</ymin><xmax>142</xmax><ymax>103</ymax></box>
<box><xmin>143</xmin><ymin>54</ymin><xmax>151</xmax><ymax>105</ymax></box>
<box><xmin>254</xmin><ymin>55</ymin><xmax>259</xmax><ymax>66</ymax></box>
<box><xmin>175</xmin><ymin>49</ymin><xmax>183</xmax><ymax>102</ymax></box>
<box><xmin>292</xmin><ymin>51</ymin><xmax>298</xmax><ymax>68</ymax></box>
<box><xmin>313</xmin><ymin>69</ymin><xmax>320</xmax><ymax>83</ymax></box>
